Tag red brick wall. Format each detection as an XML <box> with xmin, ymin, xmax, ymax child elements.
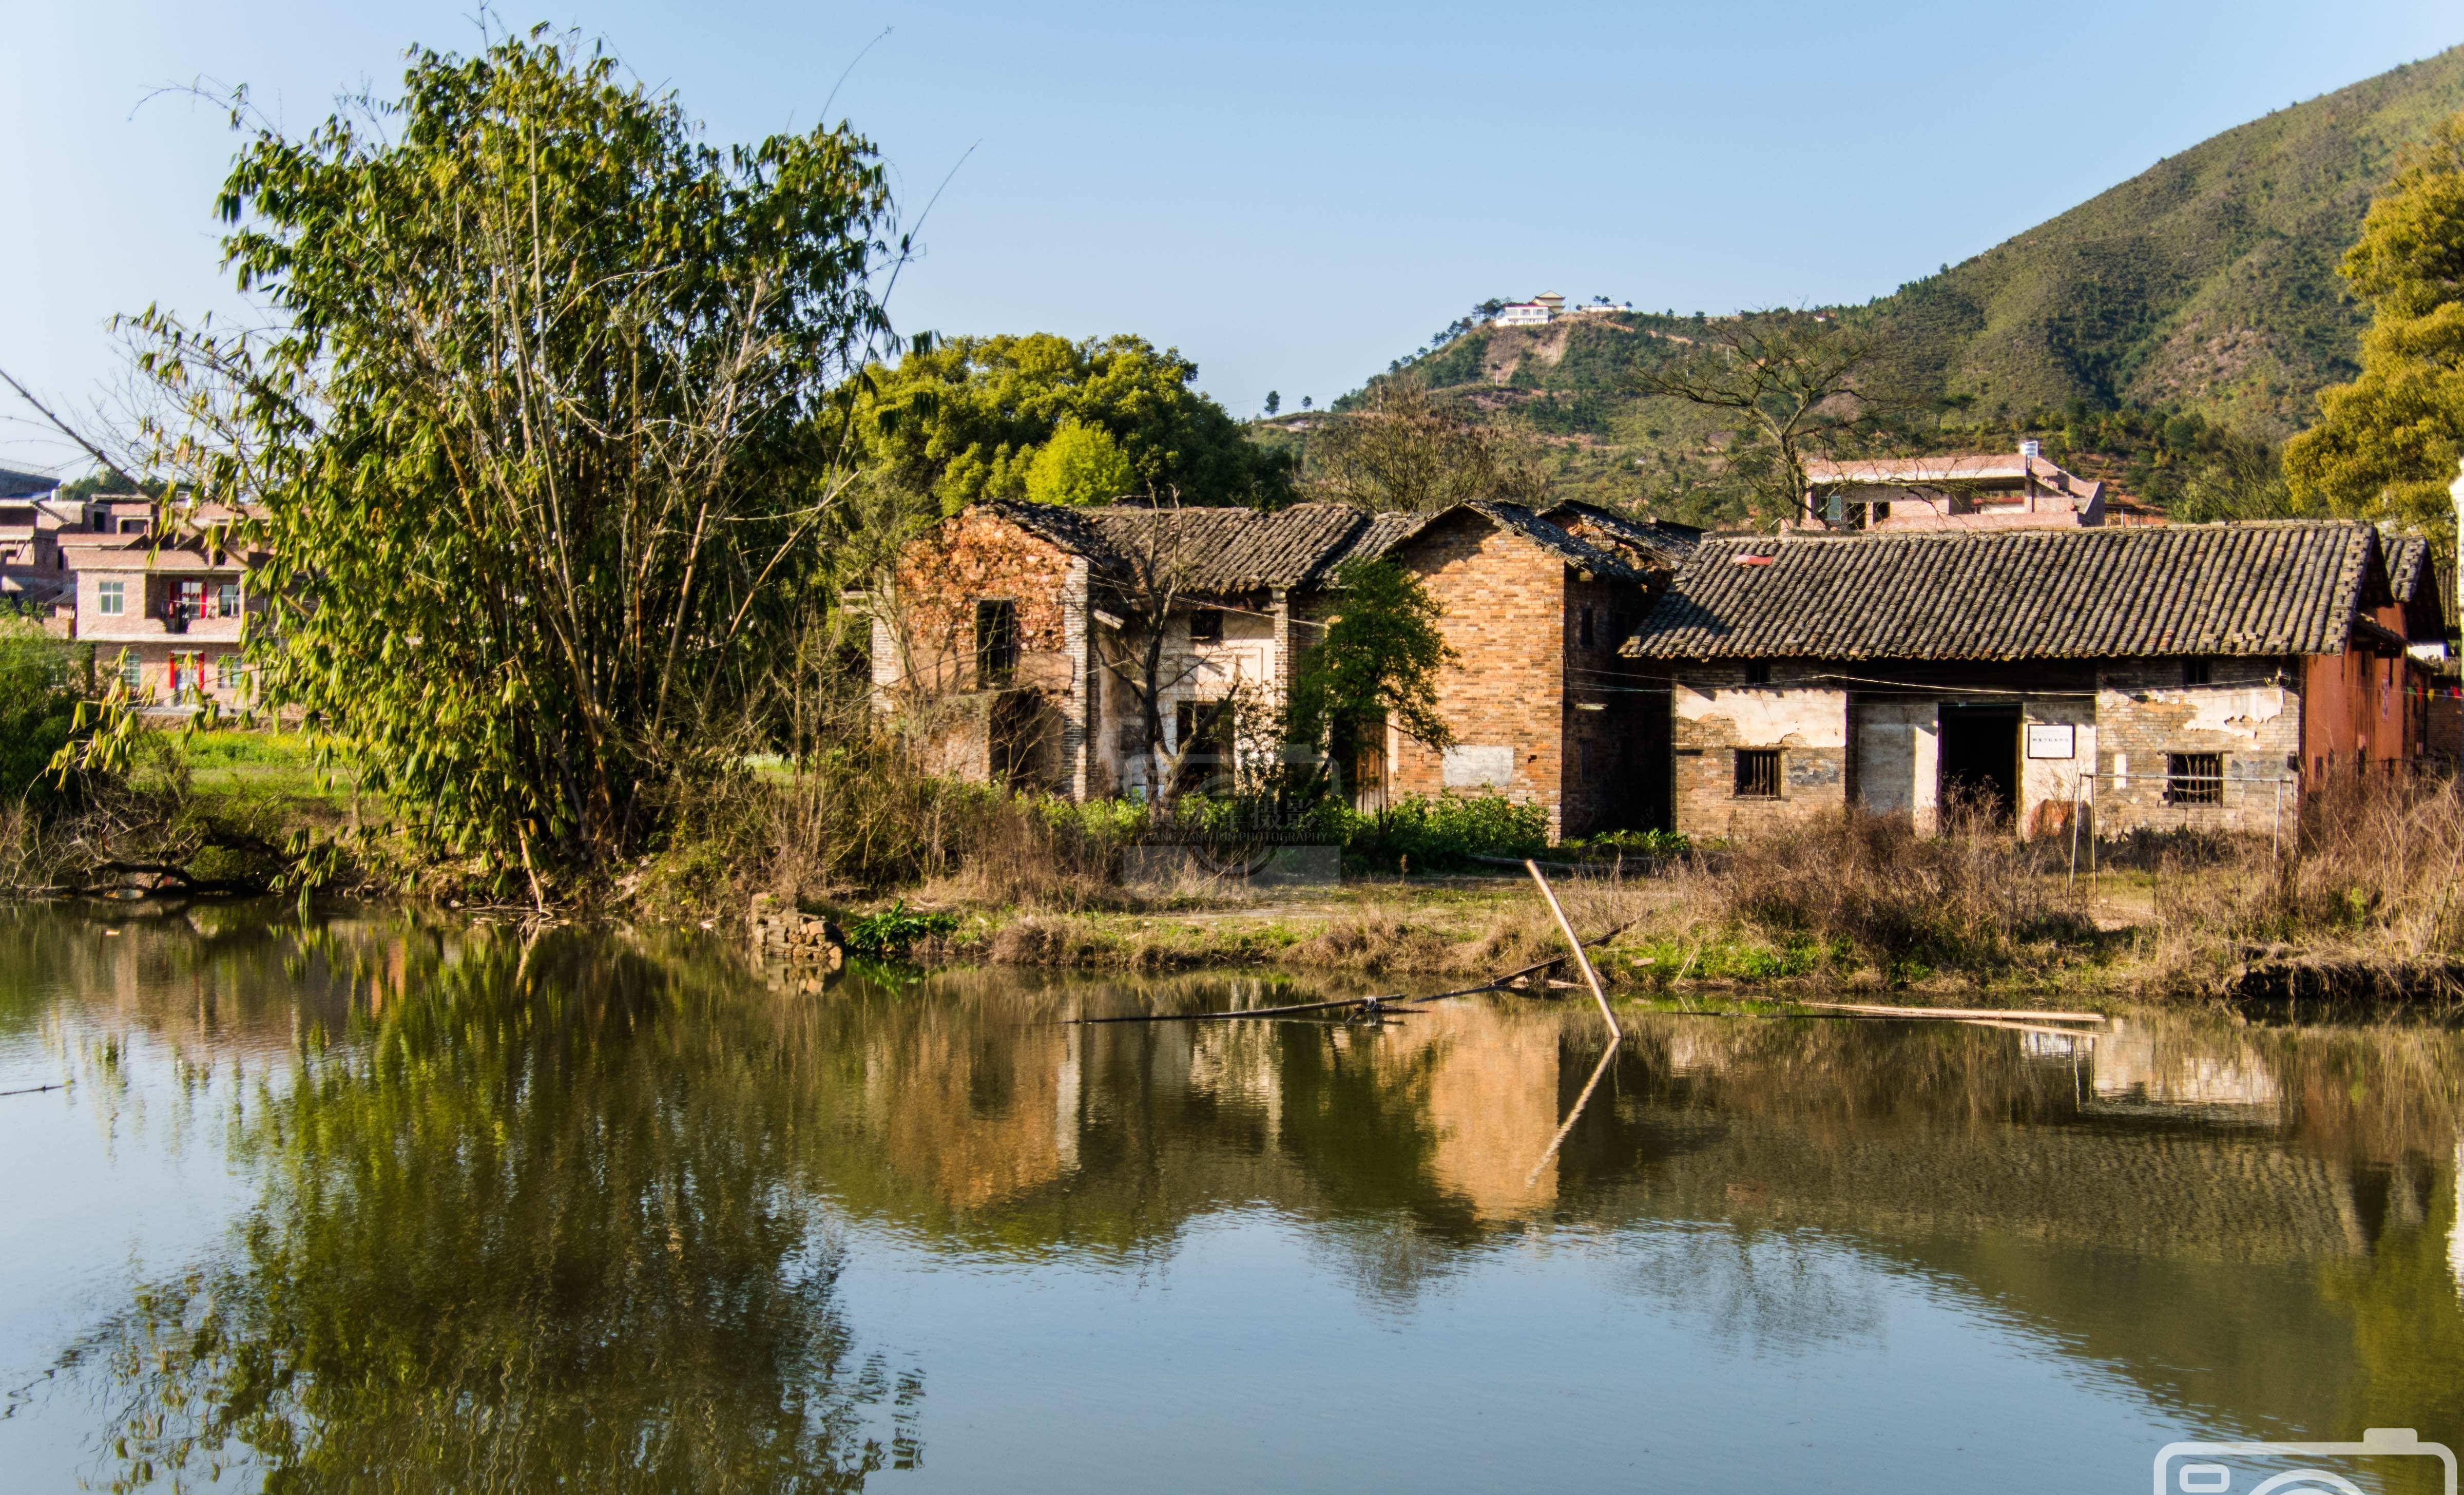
<box><xmin>891</xmin><ymin>512</ymin><xmax>1076</xmax><ymax>696</ymax></box>
<box><xmin>1387</xmin><ymin>513</ymin><xmax>1570</xmax><ymax>833</ymax></box>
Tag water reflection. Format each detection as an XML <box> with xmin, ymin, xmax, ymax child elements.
<box><xmin>5</xmin><ymin>903</ymin><xmax>2462</xmax><ymax>1491</ymax></box>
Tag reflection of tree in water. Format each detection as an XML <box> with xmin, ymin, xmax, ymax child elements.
<box><xmin>56</xmin><ymin>926</ymin><xmax>918</xmax><ymax>1493</ymax></box>
<box><xmin>1615</xmin><ymin>1223</ymin><xmax>1885</xmax><ymax>1354</ymax></box>
<box><xmin>2322</xmin><ymin>1158</ymin><xmax>2464</xmax><ymax>1495</ymax></box>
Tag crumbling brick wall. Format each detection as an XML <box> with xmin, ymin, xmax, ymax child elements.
<box><xmin>879</xmin><ymin>511</ymin><xmax>1089</xmax><ymax>793</ymax></box>
<box><xmin>2094</xmin><ymin>658</ymin><xmax>2302</xmax><ymax>836</ymax></box>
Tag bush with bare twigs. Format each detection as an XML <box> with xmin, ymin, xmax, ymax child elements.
<box><xmin>2152</xmin><ymin>771</ymin><xmax>2464</xmax><ymax>980</ymax></box>
<box><xmin>1687</xmin><ymin>801</ymin><xmax>2100</xmax><ymax>979</ymax></box>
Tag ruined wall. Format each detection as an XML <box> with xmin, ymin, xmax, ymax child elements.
<box><xmin>1093</xmin><ymin>598</ymin><xmax>1285</xmax><ymax>798</ymax></box>
<box><xmin>881</xmin><ymin>511</ymin><xmax>1089</xmax><ymax>793</ymax></box>
<box><xmin>1387</xmin><ymin>518</ymin><xmax>1571</xmax><ymax>834</ymax></box>
<box><xmin>1561</xmin><ymin>571</ymin><xmax>1660</xmax><ymax>835</ymax></box>
<box><xmin>2095</xmin><ymin>659</ymin><xmax>2301</xmax><ymax>835</ymax></box>
<box><xmin>1668</xmin><ymin>663</ymin><xmax>1849</xmax><ymax>838</ymax></box>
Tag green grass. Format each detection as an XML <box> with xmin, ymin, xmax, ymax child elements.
<box><xmin>179</xmin><ymin>730</ymin><xmax>360</xmax><ymax>809</ymax></box>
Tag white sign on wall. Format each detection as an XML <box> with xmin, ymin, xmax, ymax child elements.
<box><xmin>1441</xmin><ymin>744</ymin><xmax>1515</xmax><ymax>788</ymax></box>
<box><xmin>2026</xmin><ymin>724</ymin><xmax>2076</xmax><ymax>760</ymax></box>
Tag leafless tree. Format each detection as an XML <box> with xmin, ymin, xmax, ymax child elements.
<box><xmin>1303</xmin><ymin>380</ymin><xmax>1545</xmax><ymax>513</ymax></box>
<box><xmin>1630</xmin><ymin>311</ymin><xmax>1901</xmax><ymax>524</ymax></box>
<box><xmin>1090</xmin><ymin>494</ymin><xmax>1217</xmax><ymax>808</ymax></box>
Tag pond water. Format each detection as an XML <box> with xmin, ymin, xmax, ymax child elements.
<box><xmin>1</xmin><ymin>902</ymin><xmax>2460</xmax><ymax>1493</ymax></box>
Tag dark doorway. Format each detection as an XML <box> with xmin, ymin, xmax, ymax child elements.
<box><xmin>1936</xmin><ymin>705</ymin><xmax>2018</xmax><ymax>825</ymax></box>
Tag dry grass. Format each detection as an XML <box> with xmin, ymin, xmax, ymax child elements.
<box><xmin>1677</xmin><ymin>802</ymin><xmax>2100</xmax><ymax>978</ymax></box>
<box><xmin>2150</xmin><ymin>770</ymin><xmax>2464</xmax><ymax>992</ymax></box>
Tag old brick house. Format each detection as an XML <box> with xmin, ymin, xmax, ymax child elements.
<box><xmin>1624</xmin><ymin>521</ymin><xmax>2446</xmax><ymax>839</ymax></box>
<box><xmin>869</xmin><ymin>497</ymin><xmax>1684</xmax><ymax>836</ymax></box>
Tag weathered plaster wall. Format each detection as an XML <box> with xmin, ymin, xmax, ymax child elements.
<box><xmin>2095</xmin><ymin>660</ymin><xmax>2300</xmax><ymax>835</ymax></box>
<box><xmin>1851</xmin><ymin>698</ymin><xmax>1937</xmax><ymax>828</ymax></box>
<box><xmin>1669</xmin><ymin>663</ymin><xmax>1849</xmax><ymax>838</ymax></box>
<box><xmin>2016</xmin><ymin>697</ymin><xmax>2098</xmax><ymax>839</ymax></box>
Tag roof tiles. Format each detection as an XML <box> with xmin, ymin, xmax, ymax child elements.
<box><xmin>1625</xmin><ymin>521</ymin><xmax>2386</xmax><ymax>661</ymax></box>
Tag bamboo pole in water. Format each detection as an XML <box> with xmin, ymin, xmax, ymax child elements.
<box><xmin>1793</xmin><ymin>999</ymin><xmax>2104</xmax><ymax>1024</ymax></box>
<box><xmin>1527</xmin><ymin>860</ymin><xmax>1621</xmax><ymax>1042</ymax></box>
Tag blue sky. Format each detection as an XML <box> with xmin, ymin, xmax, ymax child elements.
<box><xmin>2</xmin><ymin>0</ymin><xmax>2458</xmax><ymax>473</ymax></box>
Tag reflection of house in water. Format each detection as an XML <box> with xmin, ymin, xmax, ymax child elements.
<box><xmin>2083</xmin><ymin>1019</ymin><xmax>2282</xmax><ymax>1122</ymax></box>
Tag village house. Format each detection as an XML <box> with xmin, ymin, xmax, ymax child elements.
<box><xmin>1799</xmin><ymin>441</ymin><xmax>2109</xmax><ymax>532</ymax></box>
<box><xmin>1491</xmin><ymin>292</ymin><xmax>1566</xmax><ymax>327</ymax></box>
<box><xmin>42</xmin><ymin>493</ymin><xmax>268</xmax><ymax>711</ymax></box>
<box><xmin>1623</xmin><ymin>521</ymin><xmax>2446</xmax><ymax>840</ymax></box>
<box><xmin>868</xmin><ymin>496</ymin><xmax>1687</xmax><ymax>837</ymax></box>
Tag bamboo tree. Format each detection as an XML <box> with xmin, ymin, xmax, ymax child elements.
<box><xmin>116</xmin><ymin>28</ymin><xmax>900</xmax><ymax>886</ymax></box>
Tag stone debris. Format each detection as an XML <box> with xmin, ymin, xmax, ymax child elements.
<box><xmin>748</xmin><ymin>893</ymin><xmax>844</xmax><ymax>983</ymax></box>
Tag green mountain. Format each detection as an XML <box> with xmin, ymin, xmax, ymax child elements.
<box><xmin>1313</xmin><ymin>43</ymin><xmax>2464</xmax><ymax>523</ymax></box>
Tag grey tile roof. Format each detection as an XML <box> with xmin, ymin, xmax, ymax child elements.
<box><xmin>1343</xmin><ymin>501</ymin><xmax>1648</xmax><ymax>582</ymax></box>
<box><xmin>988</xmin><ymin>500</ymin><xmax>1381</xmax><ymax>593</ymax></box>
<box><xmin>1625</xmin><ymin>521</ymin><xmax>2388</xmax><ymax>661</ymax></box>
<box><xmin>1540</xmin><ymin>501</ymin><xmax>1703</xmax><ymax>564</ymax></box>
<box><xmin>983</xmin><ymin>498</ymin><xmax>1650</xmax><ymax>593</ymax></box>
<box><xmin>0</xmin><ymin>468</ymin><xmax>60</xmax><ymax>501</ymax></box>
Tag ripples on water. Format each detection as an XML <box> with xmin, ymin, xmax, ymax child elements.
<box><xmin>0</xmin><ymin>900</ymin><xmax>2458</xmax><ymax>1493</ymax></box>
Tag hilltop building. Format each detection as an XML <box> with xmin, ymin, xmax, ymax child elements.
<box><xmin>1799</xmin><ymin>442</ymin><xmax>2109</xmax><ymax>532</ymax></box>
<box><xmin>1492</xmin><ymin>293</ymin><xmax>1565</xmax><ymax>327</ymax></box>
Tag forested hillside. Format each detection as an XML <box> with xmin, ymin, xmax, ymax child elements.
<box><xmin>1288</xmin><ymin>44</ymin><xmax>2464</xmax><ymax>527</ymax></box>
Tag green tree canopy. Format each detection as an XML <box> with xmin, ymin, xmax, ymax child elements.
<box><xmin>852</xmin><ymin>332</ymin><xmax>1292</xmax><ymax>511</ymax></box>
<box><xmin>1285</xmin><ymin>559</ymin><xmax>1454</xmax><ymax>777</ymax></box>
<box><xmin>2285</xmin><ymin>115</ymin><xmax>2464</xmax><ymax>538</ymax></box>
<box><xmin>1023</xmin><ymin>418</ymin><xmax>1137</xmax><ymax>506</ymax></box>
<box><xmin>126</xmin><ymin>29</ymin><xmax>898</xmax><ymax>884</ymax></box>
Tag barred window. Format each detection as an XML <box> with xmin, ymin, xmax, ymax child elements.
<box><xmin>2166</xmin><ymin>753</ymin><xmax>2223</xmax><ymax>806</ymax></box>
<box><xmin>1743</xmin><ymin>661</ymin><xmax>1772</xmax><ymax>686</ymax></box>
<box><xmin>118</xmin><ymin>651</ymin><xmax>142</xmax><ymax>692</ymax></box>
<box><xmin>2182</xmin><ymin>658</ymin><xmax>2211</xmax><ymax>686</ymax></box>
<box><xmin>1734</xmin><ymin>748</ymin><xmax>1781</xmax><ymax>799</ymax></box>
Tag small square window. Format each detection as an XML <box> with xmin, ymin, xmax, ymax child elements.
<box><xmin>2166</xmin><ymin>753</ymin><xmax>2223</xmax><ymax>806</ymax></box>
<box><xmin>1187</xmin><ymin>608</ymin><xmax>1223</xmax><ymax>644</ymax></box>
<box><xmin>2182</xmin><ymin>659</ymin><xmax>2210</xmax><ymax>686</ymax></box>
<box><xmin>96</xmin><ymin>580</ymin><xmax>124</xmax><ymax>616</ymax></box>
<box><xmin>214</xmin><ymin>581</ymin><xmax>241</xmax><ymax>617</ymax></box>
<box><xmin>1734</xmin><ymin>748</ymin><xmax>1781</xmax><ymax>799</ymax></box>
<box><xmin>1743</xmin><ymin>661</ymin><xmax>1772</xmax><ymax>686</ymax></box>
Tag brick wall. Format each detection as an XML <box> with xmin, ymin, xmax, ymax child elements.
<box><xmin>883</xmin><ymin>511</ymin><xmax>1090</xmax><ymax>793</ymax></box>
<box><xmin>1385</xmin><ymin>513</ymin><xmax>1572</xmax><ymax>835</ymax></box>
<box><xmin>1668</xmin><ymin>662</ymin><xmax>1850</xmax><ymax>838</ymax></box>
<box><xmin>2095</xmin><ymin>658</ymin><xmax>2301</xmax><ymax>835</ymax></box>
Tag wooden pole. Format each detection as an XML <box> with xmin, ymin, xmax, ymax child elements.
<box><xmin>1527</xmin><ymin>860</ymin><xmax>1621</xmax><ymax>1042</ymax></box>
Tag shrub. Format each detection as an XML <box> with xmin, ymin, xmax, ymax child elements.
<box><xmin>1697</xmin><ymin>802</ymin><xmax>2096</xmax><ymax>977</ymax></box>
<box><xmin>1341</xmin><ymin>794</ymin><xmax>1549</xmax><ymax>871</ymax></box>
<box><xmin>842</xmin><ymin>901</ymin><xmax>962</xmax><ymax>957</ymax></box>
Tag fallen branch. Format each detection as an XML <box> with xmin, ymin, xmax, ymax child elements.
<box><xmin>0</xmin><ymin>1081</ymin><xmax>71</xmax><ymax>1098</ymax></box>
<box><xmin>1792</xmin><ymin>1000</ymin><xmax>2105</xmax><ymax>1024</ymax></box>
